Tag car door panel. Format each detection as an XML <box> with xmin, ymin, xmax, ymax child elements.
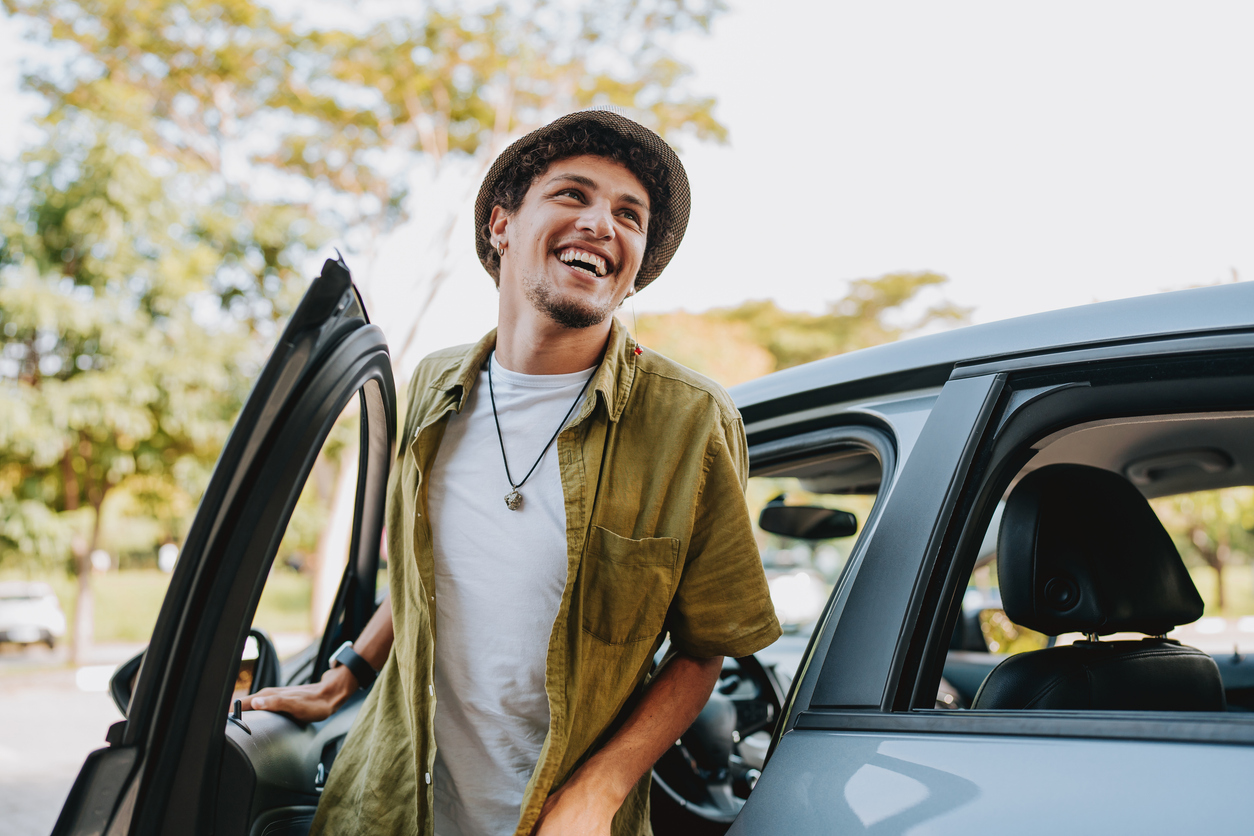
<box><xmin>732</xmin><ymin>729</ymin><xmax>1251</xmax><ymax>834</ymax></box>
<box><xmin>55</xmin><ymin>258</ymin><xmax>396</xmax><ymax>836</ymax></box>
<box><xmin>218</xmin><ymin>689</ymin><xmax>369</xmax><ymax>835</ymax></box>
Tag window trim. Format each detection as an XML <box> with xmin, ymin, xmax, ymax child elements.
<box><xmin>793</xmin><ymin>708</ymin><xmax>1254</xmax><ymax>747</ymax></box>
<box><xmin>748</xmin><ymin>423</ymin><xmax>897</xmax><ymax>759</ymax></box>
<box><xmin>888</xmin><ymin>349</ymin><xmax>1254</xmax><ymax>745</ymax></box>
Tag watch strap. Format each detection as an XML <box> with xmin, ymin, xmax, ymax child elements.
<box><xmin>331</xmin><ymin>641</ymin><xmax>377</xmax><ymax>689</ymax></box>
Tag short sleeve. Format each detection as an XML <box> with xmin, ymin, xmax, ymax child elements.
<box><xmin>666</xmin><ymin>414</ymin><xmax>782</xmax><ymax>658</ymax></box>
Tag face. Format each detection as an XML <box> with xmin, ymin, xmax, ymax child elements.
<box><xmin>491</xmin><ymin>154</ymin><xmax>650</xmax><ymax>330</ymax></box>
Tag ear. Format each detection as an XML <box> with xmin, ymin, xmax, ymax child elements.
<box><xmin>488</xmin><ymin>205</ymin><xmax>510</xmax><ymax>248</ymax></box>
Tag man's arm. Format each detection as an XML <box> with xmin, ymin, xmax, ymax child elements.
<box><xmin>239</xmin><ymin>595</ymin><xmax>395</xmax><ymax>722</ymax></box>
<box><xmin>531</xmin><ymin>652</ymin><xmax>723</xmax><ymax>836</ymax></box>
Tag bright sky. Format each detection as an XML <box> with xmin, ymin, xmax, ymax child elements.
<box><xmin>664</xmin><ymin>0</ymin><xmax>1254</xmax><ymax>323</ymax></box>
<box><xmin>4</xmin><ymin>1</ymin><xmax>1252</xmax><ymax>365</ymax></box>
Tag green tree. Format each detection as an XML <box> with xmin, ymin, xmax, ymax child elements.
<box><xmin>5</xmin><ymin>0</ymin><xmax>731</xmax><ymax>633</ymax></box>
<box><xmin>0</xmin><ymin>139</ymin><xmax>293</xmax><ymax>660</ymax></box>
<box><xmin>636</xmin><ymin>271</ymin><xmax>971</xmax><ymax>387</ymax></box>
<box><xmin>1153</xmin><ymin>488</ymin><xmax>1254</xmax><ymax>612</ymax></box>
<box><xmin>5</xmin><ymin>0</ymin><xmax>728</xmax><ymax>362</ymax></box>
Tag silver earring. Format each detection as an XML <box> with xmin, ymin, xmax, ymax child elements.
<box><xmin>497</xmin><ymin>243</ymin><xmax>505</xmax><ymax>257</ymax></box>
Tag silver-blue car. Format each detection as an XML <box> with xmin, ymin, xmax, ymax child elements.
<box><xmin>55</xmin><ymin>265</ymin><xmax>1254</xmax><ymax>836</ymax></box>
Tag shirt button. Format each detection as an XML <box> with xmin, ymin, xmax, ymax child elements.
<box><xmin>428</xmin><ymin>684</ymin><xmax>434</xmax><ymax>696</ymax></box>
<box><xmin>425</xmin><ymin>772</ymin><xmax>431</xmax><ymax>785</ymax></box>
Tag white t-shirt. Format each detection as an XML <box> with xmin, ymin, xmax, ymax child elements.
<box><xmin>428</xmin><ymin>352</ymin><xmax>594</xmax><ymax>836</ymax></box>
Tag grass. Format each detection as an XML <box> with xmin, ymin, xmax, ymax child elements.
<box><xmin>1</xmin><ymin>566</ymin><xmax>315</xmax><ymax>647</ymax></box>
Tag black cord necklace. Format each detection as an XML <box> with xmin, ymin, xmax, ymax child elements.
<box><xmin>487</xmin><ymin>351</ymin><xmax>594</xmax><ymax>511</ymax></box>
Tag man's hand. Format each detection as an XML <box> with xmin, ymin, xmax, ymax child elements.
<box><xmin>530</xmin><ymin>774</ymin><xmax>617</xmax><ymax>836</ymax></box>
<box><xmin>240</xmin><ymin>596</ymin><xmax>395</xmax><ymax>723</ymax></box>
<box><xmin>529</xmin><ymin>653</ymin><xmax>723</xmax><ymax>836</ymax></box>
<box><xmin>239</xmin><ymin>661</ymin><xmax>359</xmax><ymax>723</ymax></box>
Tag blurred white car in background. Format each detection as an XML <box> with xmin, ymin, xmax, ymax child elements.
<box><xmin>0</xmin><ymin>581</ymin><xmax>67</xmax><ymax>648</ymax></box>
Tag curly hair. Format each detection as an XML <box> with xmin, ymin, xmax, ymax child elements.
<box><xmin>479</xmin><ymin>119</ymin><xmax>672</xmax><ymax>287</ymax></box>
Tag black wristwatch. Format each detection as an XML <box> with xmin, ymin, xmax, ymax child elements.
<box><xmin>330</xmin><ymin>641</ymin><xmax>377</xmax><ymax>689</ymax></box>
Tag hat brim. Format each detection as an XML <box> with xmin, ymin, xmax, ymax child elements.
<box><xmin>474</xmin><ymin>109</ymin><xmax>691</xmax><ymax>291</ymax></box>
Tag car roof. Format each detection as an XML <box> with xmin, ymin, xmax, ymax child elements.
<box><xmin>732</xmin><ymin>281</ymin><xmax>1254</xmax><ymax>421</ymax></box>
<box><xmin>0</xmin><ymin>581</ymin><xmax>56</xmax><ymax>599</ymax></box>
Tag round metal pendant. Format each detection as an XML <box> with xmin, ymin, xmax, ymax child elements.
<box><xmin>504</xmin><ymin>490</ymin><xmax>523</xmax><ymax>511</ymax></box>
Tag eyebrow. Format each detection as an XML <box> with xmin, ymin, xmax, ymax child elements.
<box><xmin>546</xmin><ymin>173</ymin><xmax>650</xmax><ymax>213</ymax></box>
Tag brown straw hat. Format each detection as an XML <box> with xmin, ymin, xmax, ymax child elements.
<box><xmin>474</xmin><ymin>108</ymin><xmax>691</xmax><ymax>292</ymax></box>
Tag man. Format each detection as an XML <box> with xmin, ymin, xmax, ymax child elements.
<box><xmin>242</xmin><ymin>109</ymin><xmax>781</xmax><ymax>836</ymax></box>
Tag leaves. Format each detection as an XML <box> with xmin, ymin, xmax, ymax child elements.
<box><xmin>0</xmin><ymin>0</ymin><xmax>731</xmax><ymax>583</ymax></box>
<box><xmin>635</xmin><ymin>271</ymin><xmax>972</xmax><ymax>386</ymax></box>
<box><xmin>0</xmin><ymin>137</ymin><xmax>260</xmax><ymax>572</ymax></box>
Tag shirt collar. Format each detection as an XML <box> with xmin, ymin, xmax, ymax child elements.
<box><xmin>428</xmin><ymin>318</ymin><xmax>639</xmax><ymax>423</ymax></box>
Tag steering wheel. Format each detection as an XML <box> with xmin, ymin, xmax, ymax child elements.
<box><xmin>650</xmin><ymin>654</ymin><xmax>785</xmax><ymax>835</ymax></box>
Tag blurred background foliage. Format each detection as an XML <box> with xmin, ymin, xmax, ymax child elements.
<box><xmin>636</xmin><ymin>271</ymin><xmax>969</xmax><ymax>386</ymax></box>
<box><xmin>0</xmin><ymin>0</ymin><xmax>786</xmax><ymax>659</ymax></box>
<box><xmin>1</xmin><ymin>0</ymin><xmax>1249</xmax><ymax>665</ymax></box>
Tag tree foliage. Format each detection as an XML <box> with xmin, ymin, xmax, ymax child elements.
<box><xmin>1</xmin><ymin>0</ymin><xmax>732</xmax><ymax>651</ymax></box>
<box><xmin>1153</xmin><ymin>488</ymin><xmax>1254</xmax><ymax>612</ymax></box>
<box><xmin>635</xmin><ymin>271</ymin><xmax>972</xmax><ymax>387</ymax></box>
<box><xmin>0</xmin><ymin>138</ymin><xmax>290</xmax><ymax>656</ymax></box>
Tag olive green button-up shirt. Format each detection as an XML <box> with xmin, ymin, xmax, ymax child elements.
<box><xmin>312</xmin><ymin>319</ymin><xmax>781</xmax><ymax>836</ymax></box>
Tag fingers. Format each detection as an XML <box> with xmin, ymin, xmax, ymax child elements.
<box><xmin>237</xmin><ymin>684</ymin><xmax>336</xmax><ymax>723</ymax></box>
<box><xmin>238</xmin><ymin>686</ymin><xmax>285</xmax><ymax>712</ymax></box>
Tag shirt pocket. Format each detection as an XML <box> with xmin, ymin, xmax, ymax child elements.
<box><xmin>581</xmin><ymin>526</ymin><xmax>680</xmax><ymax>646</ymax></box>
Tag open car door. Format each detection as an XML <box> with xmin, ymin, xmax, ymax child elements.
<box><xmin>53</xmin><ymin>258</ymin><xmax>396</xmax><ymax>836</ymax></box>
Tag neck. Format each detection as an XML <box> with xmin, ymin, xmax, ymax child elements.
<box><xmin>494</xmin><ymin>290</ymin><xmax>613</xmax><ymax>375</ymax></box>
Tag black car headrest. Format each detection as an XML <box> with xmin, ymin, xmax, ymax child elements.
<box><xmin>998</xmin><ymin>464</ymin><xmax>1203</xmax><ymax>637</ymax></box>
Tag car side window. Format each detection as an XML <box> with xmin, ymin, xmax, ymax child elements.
<box><xmin>934</xmin><ymin>401</ymin><xmax>1254</xmax><ymax>715</ymax></box>
<box><xmin>957</xmin><ymin>485</ymin><xmax>1254</xmax><ymax>657</ymax></box>
<box><xmin>746</xmin><ymin>441</ymin><xmax>887</xmax><ymax>692</ymax></box>
<box><xmin>233</xmin><ymin>397</ymin><xmax>363</xmax><ymax>701</ymax></box>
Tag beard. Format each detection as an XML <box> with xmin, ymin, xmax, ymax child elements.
<box><xmin>522</xmin><ymin>270</ymin><xmax>616</xmax><ymax>330</ymax></box>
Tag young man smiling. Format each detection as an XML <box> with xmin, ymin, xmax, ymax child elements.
<box><xmin>243</xmin><ymin>110</ymin><xmax>781</xmax><ymax>836</ymax></box>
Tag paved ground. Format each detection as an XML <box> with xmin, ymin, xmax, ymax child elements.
<box><xmin>0</xmin><ymin>643</ymin><xmax>137</xmax><ymax>836</ymax></box>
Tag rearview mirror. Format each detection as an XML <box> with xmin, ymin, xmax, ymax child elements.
<box><xmin>758</xmin><ymin>498</ymin><xmax>857</xmax><ymax>540</ymax></box>
<box><xmin>109</xmin><ymin>651</ymin><xmax>145</xmax><ymax>717</ymax></box>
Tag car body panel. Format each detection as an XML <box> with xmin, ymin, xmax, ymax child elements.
<box><xmin>805</xmin><ymin>375</ymin><xmax>1003</xmax><ymax>711</ymax></box>
<box><xmin>730</xmin><ymin>729</ymin><xmax>1251</xmax><ymax>834</ymax></box>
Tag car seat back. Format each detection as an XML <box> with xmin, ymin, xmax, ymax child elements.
<box><xmin>972</xmin><ymin>464</ymin><xmax>1225</xmax><ymax>711</ymax></box>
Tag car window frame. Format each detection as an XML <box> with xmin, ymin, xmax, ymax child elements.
<box><xmin>749</xmin><ymin>423</ymin><xmax>897</xmax><ymax>755</ymax></box>
<box><xmin>792</xmin><ymin>334</ymin><xmax>1254</xmax><ymax>749</ymax></box>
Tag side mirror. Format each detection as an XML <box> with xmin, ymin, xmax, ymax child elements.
<box><xmin>758</xmin><ymin>497</ymin><xmax>857</xmax><ymax>540</ymax></box>
<box><xmin>108</xmin><ymin>627</ymin><xmax>282</xmax><ymax>719</ymax></box>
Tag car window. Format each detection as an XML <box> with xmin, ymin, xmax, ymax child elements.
<box><xmin>937</xmin><ymin>406</ymin><xmax>1254</xmax><ymax>714</ymax></box>
<box><xmin>961</xmin><ymin>486</ymin><xmax>1254</xmax><ymax>649</ymax></box>
<box><xmin>746</xmin><ymin>444</ymin><xmax>884</xmax><ymax>686</ymax></box>
<box><xmin>233</xmin><ymin>397</ymin><xmax>362</xmax><ymax>700</ymax></box>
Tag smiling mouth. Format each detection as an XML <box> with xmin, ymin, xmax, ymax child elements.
<box><xmin>557</xmin><ymin>248</ymin><xmax>609</xmax><ymax>277</ymax></box>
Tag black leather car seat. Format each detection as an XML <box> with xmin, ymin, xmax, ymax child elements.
<box><xmin>972</xmin><ymin>464</ymin><xmax>1225</xmax><ymax>711</ymax></box>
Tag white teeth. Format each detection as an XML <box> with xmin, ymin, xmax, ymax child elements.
<box><xmin>558</xmin><ymin>248</ymin><xmax>608</xmax><ymax>277</ymax></box>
